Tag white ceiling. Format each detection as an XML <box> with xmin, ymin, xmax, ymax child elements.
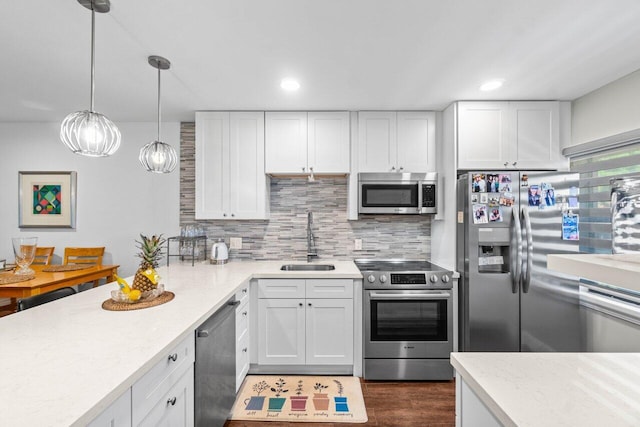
<box><xmin>3</xmin><ymin>0</ymin><xmax>640</xmax><ymax>123</ymax></box>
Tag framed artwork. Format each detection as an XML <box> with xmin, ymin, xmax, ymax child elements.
<box><xmin>18</xmin><ymin>171</ymin><xmax>77</xmax><ymax>228</ymax></box>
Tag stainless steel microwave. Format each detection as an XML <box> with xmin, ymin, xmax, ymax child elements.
<box><xmin>358</xmin><ymin>172</ymin><xmax>438</xmax><ymax>215</ymax></box>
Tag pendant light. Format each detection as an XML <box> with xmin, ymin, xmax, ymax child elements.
<box><xmin>60</xmin><ymin>0</ymin><xmax>121</xmax><ymax>157</ymax></box>
<box><xmin>139</xmin><ymin>56</ymin><xmax>177</xmax><ymax>173</ymax></box>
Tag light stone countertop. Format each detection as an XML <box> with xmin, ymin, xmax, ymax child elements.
<box><xmin>451</xmin><ymin>352</ymin><xmax>640</xmax><ymax>426</ymax></box>
<box><xmin>547</xmin><ymin>253</ymin><xmax>640</xmax><ymax>292</ymax></box>
<box><xmin>0</xmin><ymin>260</ymin><xmax>361</xmax><ymax>427</ymax></box>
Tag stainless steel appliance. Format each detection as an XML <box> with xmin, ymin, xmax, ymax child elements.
<box><xmin>195</xmin><ymin>298</ymin><xmax>239</xmax><ymax>427</ymax></box>
<box><xmin>457</xmin><ymin>171</ymin><xmax>582</xmax><ymax>352</ymax></box>
<box><xmin>358</xmin><ymin>172</ymin><xmax>438</xmax><ymax>215</ymax></box>
<box><xmin>611</xmin><ymin>175</ymin><xmax>640</xmax><ymax>253</ymax></box>
<box><xmin>356</xmin><ymin>259</ymin><xmax>454</xmax><ymax>380</ymax></box>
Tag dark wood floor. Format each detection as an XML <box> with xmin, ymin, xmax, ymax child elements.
<box><xmin>224</xmin><ymin>379</ymin><xmax>455</xmax><ymax>427</ymax></box>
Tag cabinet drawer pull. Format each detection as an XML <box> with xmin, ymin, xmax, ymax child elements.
<box><xmin>167</xmin><ymin>397</ymin><xmax>177</xmax><ymax>406</ymax></box>
<box><xmin>168</xmin><ymin>353</ymin><xmax>178</xmax><ymax>362</ymax></box>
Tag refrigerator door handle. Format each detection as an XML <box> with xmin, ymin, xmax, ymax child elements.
<box><xmin>510</xmin><ymin>207</ymin><xmax>523</xmax><ymax>294</ymax></box>
<box><xmin>521</xmin><ymin>206</ymin><xmax>533</xmax><ymax>294</ymax></box>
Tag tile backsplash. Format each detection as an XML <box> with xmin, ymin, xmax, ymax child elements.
<box><xmin>180</xmin><ymin>122</ymin><xmax>431</xmax><ymax>261</ymax></box>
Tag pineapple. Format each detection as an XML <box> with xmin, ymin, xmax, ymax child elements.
<box><xmin>132</xmin><ymin>234</ymin><xmax>165</xmax><ymax>293</ymax></box>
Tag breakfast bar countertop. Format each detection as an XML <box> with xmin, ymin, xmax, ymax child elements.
<box><xmin>0</xmin><ymin>260</ymin><xmax>361</xmax><ymax>427</ymax></box>
<box><xmin>547</xmin><ymin>253</ymin><xmax>640</xmax><ymax>292</ymax></box>
<box><xmin>451</xmin><ymin>352</ymin><xmax>640</xmax><ymax>427</ymax></box>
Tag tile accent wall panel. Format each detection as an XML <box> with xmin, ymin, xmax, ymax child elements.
<box><xmin>181</xmin><ymin>122</ymin><xmax>431</xmax><ymax>261</ymax></box>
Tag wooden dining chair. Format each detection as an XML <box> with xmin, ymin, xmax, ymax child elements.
<box><xmin>33</xmin><ymin>247</ymin><xmax>55</xmax><ymax>266</ymax></box>
<box><xmin>63</xmin><ymin>247</ymin><xmax>105</xmax><ymax>288</ymax></box>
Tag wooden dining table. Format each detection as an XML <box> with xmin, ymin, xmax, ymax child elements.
<box><xmin>0</xmin><ymin>264</ymin><xmax>119</xmax><ymax>300</ymax></box>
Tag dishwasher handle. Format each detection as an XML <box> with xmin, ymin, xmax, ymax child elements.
<box><xmin>196</xmin><ymin>298</ymin><xmax>238</xmax><ymax>338</ymax></box>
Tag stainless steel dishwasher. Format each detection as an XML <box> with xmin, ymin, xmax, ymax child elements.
<box><xmin>195</xmin><ymin>297</ymin><xmax>239</xmax><ymax>426</ymax></box>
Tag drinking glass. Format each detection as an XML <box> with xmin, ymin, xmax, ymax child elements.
<box><xmin>12</xmin><ymin>237</ymin><xmax>37</xmax><ymax>276</ymax></box>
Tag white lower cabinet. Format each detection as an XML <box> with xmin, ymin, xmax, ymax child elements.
<box><xmin>236</xmin><ymin>282</ymin><xmax>251</xmax><ymax>391</ymax></box>
<box><xmin>136</xmin><ymin>365</ymin><xmax>194</xmax><ymax>427</ymax></box>
<box><xmin>132</xmin><ymin>334</ymin><xmax>195</xmax><ymax>427</ymax></box>
<box><xmin>257</xmin><ymin>279</ymin><xmax>354</xmax><ymax>366</ymax></box>
<box><xmin>456</xmin><ymin>372</ymin><xmax>502</xmax><ymax>427</ymax></box>
<box><xmin>87</xmin><ymin>388</ymin><xmax>132</xmax><ymax>427</ymax></box>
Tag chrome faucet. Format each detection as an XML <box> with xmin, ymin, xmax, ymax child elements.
<box><xmin>307</xmin><ymin>211</ymin><xmax>318</xmax><ymax>262</ymax></box>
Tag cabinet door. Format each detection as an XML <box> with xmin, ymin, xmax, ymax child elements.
<box><xmin>87</xmin><ymin>388</ymin><xmax>131</xmax><ymax>427</ymax></box>
<box><xmin>305</xmin><ymin>298</ymin><xmax>354</xmax><ymax>365</ymax></box>
<box><xmin>397</xmin><ymin>111</ymin><xmax>436</xmax><ymax>172</ymax></box>
<box><xmin>195</xmin><ymin>112</ymin><xmax>229</xmax><ymax>218</ymax></box>
<box><xmin>265</xmin><ymin>112</ymin><xmax>308</xmax><ymax>174</ymax></box>
<box><xmin>457</xmin><ymin>102</ymin><xmax>510</xmax><ymax>169</ymax></box>
<box><xmin>307</xmin><ymin>112</ymin><xmax>350</xmax><ymax>173</ymax></box>
<box><xmin>137</xmin><ymin>365</ymin><xmax>194</xmax><ymax>427</ymax></box>
<box><xmin>508</xmin><ymin>101</ymin><xmax>561</xmax><ymax>170</ymax></box>
<box><xmin>358</xmin><ymin>111</ymin><xmax>397</xmax><ymax>172</ymax></box>
<box><xmin>228</xmin><ymin>112</ymin><xmax>268</xmax><ymax>219</ymax></box>
<box><xmin>258</xmin><ymin>298</ymin><xmax>306</xmax><ymax>365</ymax></box>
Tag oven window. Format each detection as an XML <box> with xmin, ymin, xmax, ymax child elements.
<box><xmin>361</xmin><ymin>184</ymin><xmax>418</xmax><ymax>207</ymax></box>
<box><xmin>370</xmin><ymin>300</ymin><xmax>447</xmax><ymax>341</ymax></box>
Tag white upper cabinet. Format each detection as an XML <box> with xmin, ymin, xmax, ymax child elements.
<box><xmin>265</xmin><ymin>111</ymin><xmax>350</xmax><ymax>174</ymax></box>
<box><xmin>358</xmin><ymin>111</ymin><xmax>436</xmax><ymax>173</ymax></box>
<box><xmin>195</xmin><ymin>111</ymin><xmax>268</xmax><ymax>220</ymax></box>
<box><xmin>457</xmin><ymin>101</ymin><xmax>564</xmax><ymax>170</ymax></box>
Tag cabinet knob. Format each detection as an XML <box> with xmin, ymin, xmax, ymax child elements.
<box><xmin>399</xmin><ymin>166</ymin><xmax>404</xmax><ymax>171</ymax></box>
<box><xmin>391</xmin><ymin>166</ymin><xmax>396</xmax><ymax>171</ymax></box>
<box><xmin>242</xmin><ymin>311</ymin><xmax>248</xmax><ymax>316</ymax></box>
<box><xmin>512</xmin><ymin>162</ymin><xmax>517</xmax><ymax>167</ymax></box>
<box><xmin>223</xmin><ymin>213</ymin><xmax>227</xmax><ymax>217</ymax></box>
<box><xmin>231</xmin><ymin>213</ymin><xmax>235</xmax><ymax>217</ymax></box>
<box><xmin>302</xmin><ymin>167</ymin><xmax>306</xmax><ymax>172</ymax></box>
<box><xmin>168</xmin><ymin>353</ymin><xmax>178</xmax><ymax>362</ymax></box>
<box><xmin>299</xmin><ymin>302</ymin><xmax>303</xmax><ymax>307</ymax></box>
<box><xmin>308</xmin><ymin>303</ymin><xmax>312</xmax><ymax>307</ymax></box>
<box><xmin>242</xmin><ymin>347</ymin><xmax>248</xmax><ymax>353</ymax></box>
<box><xmin>167</xmin><ymin>397</ymin><xmax>177</xmax><ymax>406</ymax></box>
<box><xmin>504</xmin><ymin>162</ymin><xmax>509</xmax><ymax>167</ymax></box>
<box><xmin>242</xmin><ymin>288</ymin><xmax>248</xmax><ymax>293</ymax></box>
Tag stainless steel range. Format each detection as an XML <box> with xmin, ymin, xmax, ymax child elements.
<box><xmin>356</xmin><ymin>259</ymin><xmax>454</xmax><ymax>380</ymax></box>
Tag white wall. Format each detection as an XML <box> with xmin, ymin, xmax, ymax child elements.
<box><xmin>571</xmin><ymin>68</ymin><xmax>640</xmax><ymax>146</ymax></box>
<box><xmin>0</xmin><ymin>122</ymin><xmax>181</xmax><ymax>277</ymax></box>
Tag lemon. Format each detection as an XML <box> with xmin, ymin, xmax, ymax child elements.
<box><xmin>128</xmin><ymin>289</ymin><xmax>142</xmax><ymax>302</ymax></box>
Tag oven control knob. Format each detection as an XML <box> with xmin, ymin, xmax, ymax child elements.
<box><xmin>430</xmin><ymin>275</ymin><xmax>439</xmax><ymax>283</ymax></box>
<box><xmin>441</xmin><ymin>274</ymin><xmax>450</xmax><ymax>283</ymax></box>
<box><xmin>367</xmin><ymin>274</ymin><xmax>376</xmax><ymax>283</ymax></box>
<box><xmin>379</xmin><ymin>274</ymin><xmax>387</xmax><ymax>283</ymax></box>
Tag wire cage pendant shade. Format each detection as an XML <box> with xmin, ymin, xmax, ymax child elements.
<box><xmin>139</xmin><ymin>55</ymin><xmax>177</xmax><ymax>173</ymax></box>
<box><xmin>61</xmin><ymin>0</ymin><xmax>121</xmax><ymax>157</ymax></box>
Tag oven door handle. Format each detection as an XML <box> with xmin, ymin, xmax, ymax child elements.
<box><xmin>368</xmin><ymin>291</ymin><xmax>451</xmax><ymax>300</ymax></box>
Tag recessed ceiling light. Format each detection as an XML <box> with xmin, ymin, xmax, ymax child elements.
<box><xmin>280</xmin><ymin>78</ymin><xmax>300</xmax><ymax>91</ymax></box>
<box><xmin>480</xmin><ymin>79</ymin><xmax>505</xmax><ymax>91</ymax></box>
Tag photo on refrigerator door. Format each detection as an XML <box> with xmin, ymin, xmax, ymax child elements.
<box><xmin>473</xmin><ymin>204</ymin><xmax>488</xmax><ymax>224</ymax></box>
<box><xmin>489</xmin><ymin>207</ymin><xmax>503</xmax><ymax>222</ymax></box>
<box><xmin>487</xmin><ymin>174</ymin><xmax>500</xmax><ymax>193</ymax></box>
<box><xmin>562</xmin><ymin>213</ymin><xmax>579</xmax><ymax>240</ymax></box>
<box><xmin>472</xmin><ymin>174</ymin><xmax>487</xmax><ymax>192</ymax></box>
<box><xmin>528</xmin><ymin>185</ymin><xmax>541</xmax><ymax>207</ymax></box>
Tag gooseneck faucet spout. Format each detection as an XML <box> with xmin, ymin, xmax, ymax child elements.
<box><xmin>307</xmin><ymin>211</ymin><xmax>318</xmax><ymax>263</ymax></box>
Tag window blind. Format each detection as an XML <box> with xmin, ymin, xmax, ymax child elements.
<box><xmin>570</xmin><ymin>143</ymin><xmax>640</xmax><ymax>254</ymax></box>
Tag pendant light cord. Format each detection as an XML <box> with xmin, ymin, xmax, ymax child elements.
<box><xmin>157</xmin><ymin>66</ymin><xmax>162</xmax><ymax>141</ymax></box>
<box><xmin>90</xmin><ymin>4</ymin><xmax>96</xmax><ymax>112</ymax></box>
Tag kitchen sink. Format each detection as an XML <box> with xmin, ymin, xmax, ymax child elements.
<box><xmin>280</xmin><ymin>264</ymin><xmax>336</xmax><ymax>271</ymax></box>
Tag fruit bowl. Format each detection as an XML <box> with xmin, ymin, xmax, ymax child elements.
<box><xmin>110</xmin><ymin>284</ymin><xmax>165</xmax><ymax>304</ymax></box>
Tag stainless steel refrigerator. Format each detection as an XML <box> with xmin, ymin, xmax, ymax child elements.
<box><xmin>457</xmin><ymin>171</ymin><xmax>583</xmax><ymax>352</ymax></box>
